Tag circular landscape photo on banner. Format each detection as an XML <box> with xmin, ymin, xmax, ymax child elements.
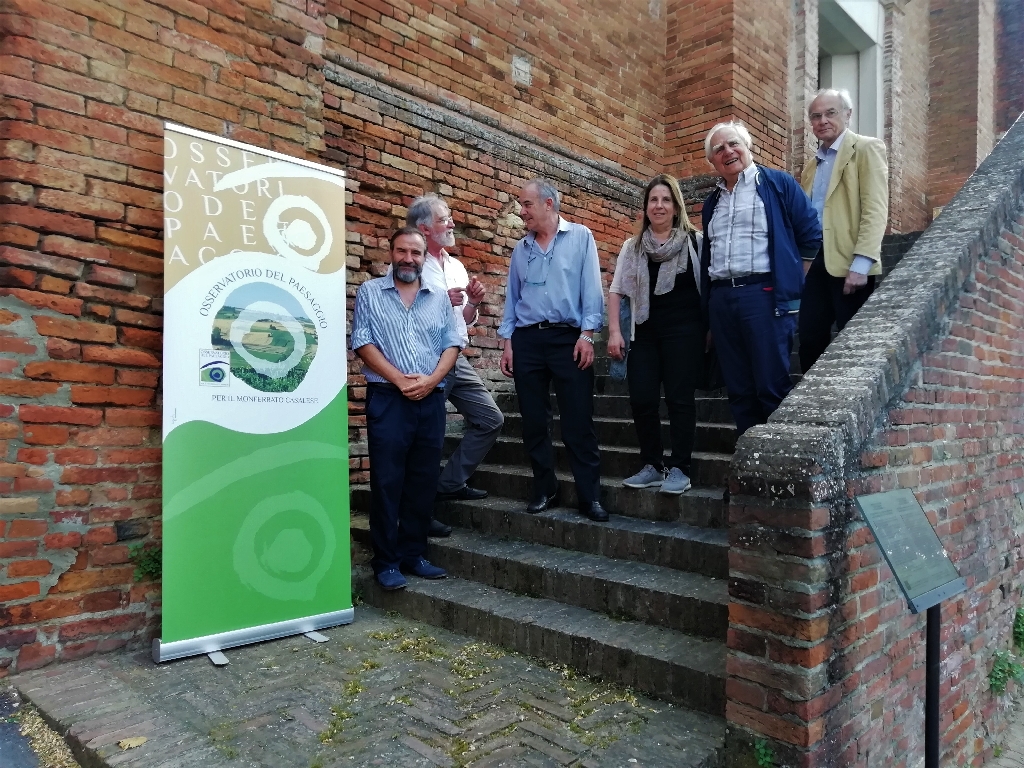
<box><xmin>211</xmin><ymin>281</ymin><xmax>318</xmax><ymax>393</ymax></box>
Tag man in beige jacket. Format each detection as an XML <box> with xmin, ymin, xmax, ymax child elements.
<box><xmin>798</xmin><ymin>88</ymin><xmax>888</xmax><ymax>372</ymax></box>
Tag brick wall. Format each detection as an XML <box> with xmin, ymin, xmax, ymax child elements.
<box><xmin>0</xmin><ymin>0</ymin><xmax>335</xmax><ymax>675</ymax></box>
<box><xmin>996</xmin><ymin>0</ymin><xmax>1024</xmax><ymax>135</ymax></box>
<box><xmin>664</xmin><ymin>0</ymin><xmax>789</xmax><ymax>180</ymax></box>
<box><xmin>323</xmin><ymin>0</ymin><xmax>666</xmax><ymax>179</ymax></box>
<box><xmin>927</xmin><ymin>0</ymin><xmax>996</xmax><ymax>214</ymax></box>
<box><xmin>788</xmin><ymin>0</ymin><xmax>818</xmax><ymax>181</ymax></box>
<box><xmin>884</xmin><ymin>0</ymin><xmax>931</xmax><ymax>233</ymax></box>
<box><xmin>723</xmin><ymin>108</ymin><xmax>1024</xmax><ymax>768</ymax></box>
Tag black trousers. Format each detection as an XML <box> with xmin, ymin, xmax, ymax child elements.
<box><xmin>627</xmin><ymin>318</ymin><xmax>703</xmax><ymax>472</ymax></box>
<box><xmin>798</xmin><ymin>252</ymin><xmax>876</xmax><ymax>373</ymax></box>
<box><xmin>366</xmin><ymin>385</ymin><xmax>446</xmax><ymax>574</ymax></box>
<box><xmin>511</xmin><ymin>325</ymin><xmax>600</xmax><ymax>506</ymax></box>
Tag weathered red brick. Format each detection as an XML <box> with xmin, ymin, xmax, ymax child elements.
<box><xmin>19</xmin><ymin>405</ymin><xmax>103</xmax><ymax>425</ymax></box>
<box><xmin>58</xmin><ymin>612</ymin><xmax>145</xmax><ymax>640</ymax></box>
<box><xmin>75</xmin><ymin>426</ymin><xmax>147</xmax><ymax>446</ymax></box>
<box><xmin>104</xmin><ymin>408</ymin><xmax>160</xmax><ymax>427</ymax></box>
<box><xmin>33</xmin><ymin>315</ymin><xmax>116</xmax><ymax>343</ymax></box>
<box><xmin>0</xmin><ymin>288</ymin><xmax>83</xmax><ymax>316</ymax></box>
<box><xmin>53</xmin><ymin>448</ymin><xmax>97</xmax><ymax>464</ymax></box>
<box><xmin>44</xmin><ymin>531</ymin><xmax>82</xmax><ymax>549</ymax></box>
<box><xmin>22</xmin><ymin>424</ymin><xmax>70</xmax><ymax>445</ymax></box>
<box><xmin>24</xmin><ymin>360</ymin><xmax>115</xmax><ymax>384</ymax></box>
<box><xmin>71</xmin><ymin>385</ymin><xmax>153</xmax><ymax>406</ymax></box>
<box><xmin>39</xmin><ymin>235</ymin><xmax>112</xmax><ymax>264</ymax></box>
<box><xmin>0</xmin><ymin>245</ymin><xmax>84</xmax><ymax>278</ymax></box>
<box><xmin>0</xmin><ymin>204</ymin><xmax>95</xmax><ymax>239</ymax></box>
<box><xmin>0</xmin><ymin>378</ymin><xmax>60</xmax><ymax>397</ymax></box>
<box><xmin>82</xmin><ymin>345</ymin><xmax>159</xmax><ymax>367</ymax></box>
<box><xmin>46</xmin><ymin>337</ymin><xmax>81</xmax><ymax>360</ymax></box>
<box><xmin>117</xmin><ymin>326</ymin><xmax>161</xmax><ymax>349</ymax></box>
<box><xmin>7</xmin><ymin>519</ymin><xmax>48</xmax><ymax>538</ymax></box>
<box><xmin>52</xmin><ymin>565</ymin><xmax>134</xmax><ymax>593</ymax></box>
<box><xmin>15</xmin><ymin>642</ymin><xmax>55</xmax><ymax>671</ymax></box>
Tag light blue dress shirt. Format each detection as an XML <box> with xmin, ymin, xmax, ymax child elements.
<box><xmin>498</xmin><ymin>218</ymin><xmax>605</xmax><ymax>337</ymax></box>
<box><xmin>810</xmin><ymin>129</ymin><xmax>873</xmax><ymax>275</ymax></box>
<box><xmin>351</xmin><ymin>272</ymin><xmax>463</xmax><ymax>384</ymax></box>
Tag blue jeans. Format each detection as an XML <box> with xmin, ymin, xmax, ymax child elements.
<box><xmin>708</xmin><ymin>283</ymin><xmax>796</xmax><ymax>436</ymax></box>
<box><xmin>366</xmin><ymin>385</ymin><xmax>446</xmax><ymax>574</ymax></box>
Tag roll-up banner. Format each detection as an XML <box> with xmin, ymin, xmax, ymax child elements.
<box><xmin>155</xmin><ymin>124</ymin><xmax>352</xmax><ymax>662</ymax></box>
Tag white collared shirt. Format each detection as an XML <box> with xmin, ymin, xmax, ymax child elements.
<box><xmin>421</xmin><ymin>248</ymin><xmax>472</xmax><ymax>347</ymax></box>
<box><xmin>707</xmin><ymin>163</ymin><xmax>771</xmax><ymax>280</ymax></box>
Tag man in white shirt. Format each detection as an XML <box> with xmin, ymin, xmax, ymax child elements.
<box><xmin>798</xmin><ymin>88</ymin><xmax>888</xmax><ymax>372</ymax></box>
<box><xmin>407</xmin><ymin>195</ymin><xmax>503</xmax><ymax>530</ymax></box>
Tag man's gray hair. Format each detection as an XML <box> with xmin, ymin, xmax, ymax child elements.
<box><xmin>524</xmin><ymin>177</ymin><xmax>561</xmax><ymax>212</ymax></box>
<box><xmin>704</xmin><ymin>121</ymin><xmax>753</xmax><ymax>161</ymax></box>
<box><xmin>810</xmin><ymin>88</ymin><xmax>854</xmax><ymax>113</ymax></box>
<box><xmin>406</xmin><ymin>193</ymin><xmax>445</xmax><ymax>229</ymax></box>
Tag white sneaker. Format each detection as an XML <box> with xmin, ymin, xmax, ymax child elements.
<box><xmin>623</xmin><ymin>464</ymin><xmax>664</xmax><ymax>489</ymax></box>
<box><xmin>661</xmin><ymin>467</ymin><xmax>691</xmax><ymax>495</ymax></box>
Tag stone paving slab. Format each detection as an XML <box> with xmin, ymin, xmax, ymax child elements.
<box><xmin>12</xmin><ymin>606</ymin><xmax>723</xmax><ymax>768</ymax></box>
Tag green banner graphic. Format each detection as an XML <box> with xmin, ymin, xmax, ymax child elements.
<box><xmin>157</xmin><ymin>124</ymin><xmax>351</xmax><ymax>662</ymax></box>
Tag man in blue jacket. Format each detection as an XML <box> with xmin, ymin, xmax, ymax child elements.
<box><xmin>699</xmin><ymin>122</ymin><xmax>822</xmax><ymax>437</ymax></box>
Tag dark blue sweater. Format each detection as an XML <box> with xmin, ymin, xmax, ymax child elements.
<box><xmin>699</xmin><ymin>165</ymin><xmax>822</xmax><ymax>316</ymax></box>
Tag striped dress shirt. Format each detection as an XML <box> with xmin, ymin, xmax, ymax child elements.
<box><xmin>351</xmin><ymin>272</ymin><xmax>463</xmax><ymax>384</ymax></box>
<box><xmin>707</xmin><ymin>162</ymin><xmax>771</xmax><ymax>280</ymax></box>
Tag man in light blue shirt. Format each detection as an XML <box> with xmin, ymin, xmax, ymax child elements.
<box><xmin>498</xmin><ymin>178</ymin><xmax>607</xmax><ymax>522</ymax></box>
<box><xmin>352</xmin><ymin>227</ymin><xmax>463</xmax><ymax>591</ymax></box>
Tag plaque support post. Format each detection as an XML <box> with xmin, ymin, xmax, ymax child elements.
<box><xmin>925</xmin><ymin>603</ymin><xmax>940</xmax><ymax>768</ymax></box>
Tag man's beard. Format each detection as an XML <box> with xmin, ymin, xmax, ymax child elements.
<box><xmin>394</xmin><ymin>263</ymin><xmax>422</xmax><ymax>283</ymax></box>
<box><xmin>438</xmin><ymin>230</ymin><xmax>456</xmax><ymax>248</ymax></box>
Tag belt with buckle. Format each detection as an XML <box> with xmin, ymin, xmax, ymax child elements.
<box><xmin>710</xmin><ymin>273</ymin><xmax>771</xmax><ymax>288</ymax></box>
<box><xmin>521</xmin><ymin>321</ymin><xmax>579</xmax><ymax>330</ymax></box>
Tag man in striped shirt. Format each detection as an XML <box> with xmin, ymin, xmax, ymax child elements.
<box><xmin>699</xmin><ymin>122</ymin><xmax>821</xmax><ymax>437</ymax></box>
<box><xmin>352</xmin><ymin>227</ymin><xmax>464</xmax><ymax>591</ymax></box>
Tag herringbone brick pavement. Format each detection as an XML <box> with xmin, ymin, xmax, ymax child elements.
<box><xmin>13</xmin><ymin>606</ymin><xmax>722</xmax><ymax>768</ymax></box>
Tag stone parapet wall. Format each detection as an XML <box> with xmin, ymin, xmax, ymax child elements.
<box><xmin>724</xmin><ymin>115</ymin><xmax>1024</xmax><ymax>766</ymax></box>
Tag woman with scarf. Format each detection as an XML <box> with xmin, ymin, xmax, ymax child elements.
<box><xmin>607</xmin><ymin>174</ymin><xmax>703</xmax><ymax>495</ymax></box>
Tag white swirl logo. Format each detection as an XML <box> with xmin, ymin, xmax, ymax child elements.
<box><xmin>229</xmin><ymin>300</ymin><xmax>307</xmax><ymax>380</ymax></box>
<box><xmin>214</xmin><ymin>162</ymin><xmax>345</xmax><ymax>273</ymax></box>
<box><xmin>232</xmin><ymin>491</ymin><xmax>336</xmax><ymax>602</ymax></box>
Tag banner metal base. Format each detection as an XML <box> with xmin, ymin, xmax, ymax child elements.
<box><xmin>153</xmin><ymin>607</ymin><xmax>354</xmax><ymax>663</ymax></box>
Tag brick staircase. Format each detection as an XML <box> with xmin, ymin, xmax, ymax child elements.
<box><xmin>350</xmin><ymin>355</ymin><xmax>734</xmax><ymax>762</ymax></box>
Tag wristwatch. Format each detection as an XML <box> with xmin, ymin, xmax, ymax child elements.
<box><xmin>579</xmin><ymin>333</ymin><xmax>594</xmax><ymax>344</ymax></box>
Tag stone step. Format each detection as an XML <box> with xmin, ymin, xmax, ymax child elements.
<box><xmin>351</xmin><ymin>472</ymin><xmax>726</xmax><ymax>528</ymax></box>
<box><xmin>501</xmin><ymin>413</ymin><xmax>738</xmax><ymax>454</ymax></box>
<box><xmin>424</xmin><ymin>529</ymin><xmax>728</xmax><ymax>639</ymax></box>
<box><xmin>351</xmin><ymin>568</ymin><xmax>726</xmax><ymax>716</ymax></box>
<box><xmin>493</xmin><ymin>392</ymin><xmax>734</xmax><ymax>423</ymax></box>
<box><xmin>431</xmin><ymin>495</ymin><xmax>728</xmax><ymax>578</ymax></box>
<box><xmin>451</xmin><ymin>436</ymin><xmax>732</xmax><ymax>487</ymax></box>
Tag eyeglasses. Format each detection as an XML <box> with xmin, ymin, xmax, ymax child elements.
<box><xmin>809</xmin><ymin>108</ymin><xmax>842</xmax><ymax>122</ymax></box>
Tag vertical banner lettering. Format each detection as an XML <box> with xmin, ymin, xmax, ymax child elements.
<box><xmin>156</xmin><ymin>124</ymin><xmax>351</xmax><ymax>662</ymax></box>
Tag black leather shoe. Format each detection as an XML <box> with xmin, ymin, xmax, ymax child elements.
<box><xmin>428</xmin><ymin>518</ymin><xmax>452</xmax><ymax>537</ymax></box>
<box><xmin>526</xmin><ymin>488</ymin><xmax>558</xmax><ymax>514</ymax></box>
<box><xmin>436</xmin><ymin>485</ymin><xmax>489</xmax><ymax>502</ymax></box>
<box><xmin>579</xmin><ymin>501</ymin><xmax>609</xmax><ymax>522</ymax></box>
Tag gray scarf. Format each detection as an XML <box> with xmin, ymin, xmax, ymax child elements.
<box><xmin>617</xmin><ymin>227</ymin><xmax>690</xmax><ymax>325</ymax></box>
